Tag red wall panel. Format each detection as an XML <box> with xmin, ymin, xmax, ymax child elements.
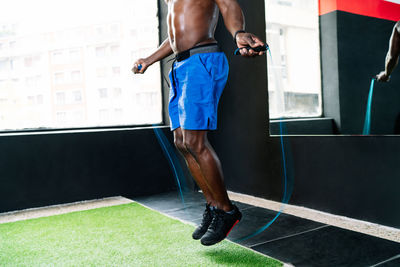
<box><xmin>319</xmin><ymin>0</ymin><xmax>400</xmax><ymax>21</ymax></box>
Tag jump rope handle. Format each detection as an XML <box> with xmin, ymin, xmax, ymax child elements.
<box><xmin>138</xmin><ymin>64</ymin><xmax>142</xmax><ymax>71</ymax></box>
<box><xmin>234</xmin><ymin>44</ymin><xmax>269</xmax><ymax>55</ymax></box>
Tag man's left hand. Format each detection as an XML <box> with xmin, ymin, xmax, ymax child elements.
<box><xmin>236</xmin><ymin>32</ymin><xmax>265</xmax><ymax>57</ymax></box>
<box><xmin>376</xmin><ymin>71</ymin><xmax>390</xmax><ymax>82</ymax></box>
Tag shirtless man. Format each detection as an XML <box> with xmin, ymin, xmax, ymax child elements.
<box><xmin>132</xmin><ymin>0</ymin><xmax>265</xmax><ymax>246</ymax></box>
<box><xmin>377</xmin><ymin>21</ymin><xmax>400</xmax><ymax>82</ymax></box>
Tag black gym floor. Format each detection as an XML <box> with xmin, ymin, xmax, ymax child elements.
<box><xmin>134</xmin><ymin>191</ymin><xmax>400</xmax><ymax>267</ymax></box>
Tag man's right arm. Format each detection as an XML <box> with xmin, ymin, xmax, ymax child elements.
<box><xmin>377</xmin><ymin>21</ymin><xmax>400</xmax><ymax>82</ymax></box>
<box><xmin>132</xmin><ymin>39</ymin><xmax>173</xmax><ymax>74</ymax></box>
<box><xmin>214</xmin><ymin>0</ymin><xmax>265</xmax><ymax>57</ymax></box>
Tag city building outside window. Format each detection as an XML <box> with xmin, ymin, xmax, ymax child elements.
<box><xmin>95</xmin><ymin>46</ymin><xmax>107</xmax><ymax>58</ymax></box>
<box><xmin>56</xmin><ymin>112</ymin><xmax>67</xmax><ymax>123</ymax></box>
<box><xmin>28</xmin><ymin>96</ymin><xmax>35</xmax><ymax>105</ymax></box>
<box><xmin>52</xmin><ymin>51</ymin><xmax>64</xmax><ymax>64</ymax></box>
<box><xmin>110</xmin><ymin>45</ymin><xmax>120</xmax><ymax>56</ymax></box>
<box><xmin>73</xmin><ymin>91</ymin><xmax>82</xmax><ymax>103</ymax></box>
<box><xmin>110</xmin><ymin>24</ymin><xmax>120</xmax><ymax>35</ymax></box>
<box><xmin>96</xmin><ymin>67</ymin><xmax>107</xmax><ymax>78</ymax></box>
<box><xmin>9</xmin><ymin>41</ymin><xmax>16</xmax><ymax>49</ymax></box>
<box><xmin>24</xmin><ymin>57</ymin><xmax>33</xmax><ymax>68</ymax></box>
<box><xmin>266</xmin><ymin>0</ymin><xmax>322</xmax><ymax>119</ymax></box>
<box><xmin>113</xmin><ymin>87</ymin><xmax>122</xmax><ymax>98</ymax></box>
<box><xmin>112</xmin><ymin>66</ymin><xmax>121</xmax><ymax>76</ymax></box>
<box><xmin>98</xmin><ymin>88</ymin><xmax>108</xmax><ymax>99</ymax></box>
<box><xmin>69</xmin><ymin>49</ymin><xmax>80</xmax><ymax>63</ymax></box>
<box><xmin>37</xmin><ymin>95</ymin><xmax>44</xmax><ymax>105</ymax></box>
<box><xmin>0</xmin><ymin>0</ymin><xmax>162</xmax><ymax>130</ymax></box>
<box><xmin>0</xmin><ymin>60</ymin><xmax>9</xmax><ymax>72</ymax></box>
<box><xmin>56</xmin><ymin>92</ymin><xmax>66</xmax><ymax>105</ymax></box>
<box><xmin>71</xmin><ymin>71</ymin><xmax>82</xmax><ymax>82</ymax></box>
<box><xmin>54</xmin><ymin>73</ymin><xmax>64</xmax><ymax>85</ymax></box>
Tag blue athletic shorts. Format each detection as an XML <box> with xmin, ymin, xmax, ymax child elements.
<box><xmin>168</xmin><ymin>52</ymin><xmax>229</xmax><ymax>131</ymax></box>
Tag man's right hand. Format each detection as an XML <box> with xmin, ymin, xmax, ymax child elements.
<box><xmin>376</xmin><ymin>71</ymin><xmax>390</xmax><ymax>82</ymax></box>
<box><xmin>236</xmin><ymin>32</ymin><xmax>266</xmax><ymax>57</ymax></box>
<box><xmin>132</xmin><ymin>58</ymin><xmax>150</xmax><ymax>74</ymax></box>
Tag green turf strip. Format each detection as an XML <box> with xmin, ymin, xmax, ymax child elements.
<box><xmin>0</xmin><ymin>203</ymin><xmax>282</xmax><ymax>267</ymax></box>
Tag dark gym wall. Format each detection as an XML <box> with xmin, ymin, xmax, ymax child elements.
<box><xmin>210</xmin><ymin>0</ymin><xmax>284</xmax><ymax>201</ymax></box>
<box><xmin>0</xmin><ymin>128</ymin><xmax>176</xmax><ymax>213</ymax></box>
<box><xmin>288</xmin><ymin>136</ymin><xmax>400</xmax><ymax>228</ymax></box>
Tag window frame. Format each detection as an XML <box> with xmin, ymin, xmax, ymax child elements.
<box><xmin>266</xmin><ymin>0</ymin><xmax>323</xmax><ymax>121</ymax></box>
<box><xmin>0</xmin><ymin>0</ymin><xmax>165</xmax><ymax>135</ymax></box>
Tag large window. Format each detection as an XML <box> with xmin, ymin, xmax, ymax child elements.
<box><xmin>266</xmin><ymin>0</ymin><xmax>322</xmax><ymax>119</ymax></box>
<box><xmin>0</xmin><ymin>0</ymin><xmax>162</xmax><ymax>131</ymax></box>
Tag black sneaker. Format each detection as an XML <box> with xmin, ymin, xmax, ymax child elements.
<box><xmin>192</xmin><ymin>204</ymin><xmax>213</xmax><ymax>240</ymax></box>
<box><xmin>200</xmin><ymin>205</ymin><xmax>242</xmax><ymax>246</ymax></box>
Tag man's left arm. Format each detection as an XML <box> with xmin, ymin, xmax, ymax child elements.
<box><xmin>214</xmin><ymin>0</ymin><xmax>265</xmax><ymax>57</ymax></box>
<box><xmin>377</xmin><ymin>21</ymin><xmax>400</xmax><ymax>82</ymax></box>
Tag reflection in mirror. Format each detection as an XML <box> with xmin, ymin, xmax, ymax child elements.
<box><xmin>266</xmin><ymin>0</ymin><xmax>400</xmax><ymax>135</ymax></box>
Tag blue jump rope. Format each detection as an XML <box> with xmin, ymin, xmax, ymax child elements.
<box><xmin>151</xmin><ymin>44</ymin><xmax>294</xmax><ymax>242</ymax></box>
<box><xmin>362</xmin><ymin>78</ymin><xmax>376</xmax><ymax>135</ymax></box>
<box><xmin>234</xmin><ymin>46</ymin><xmax>294</xmax><ymax>241</ymax></box>
<box><xmin>153</xmin><ymin>127</ymin><xmax>187</xmax><ymax>208</ymax></box>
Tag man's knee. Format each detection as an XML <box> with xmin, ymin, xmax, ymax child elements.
<box><xmin>174</xmin><ymin>136</ymin><xmax>187</xmax><ymax>153</ymax></box>
<box><xmin>184</xmin><ymin>136</ymin><xmax>206</xmax><ymax>156</ymax></box>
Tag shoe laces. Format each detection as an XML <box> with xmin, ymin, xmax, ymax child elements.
<box><xmin>208</xmin><ymin>210</ymin><xmax>225</xmax><ymax>231</ymax></box>
<box><xmin>203</xmin><ymin>206</ymin><xmax>210</xmax><ymax>218</ymax></box>
<box><xmin>200</xmin><ymin>205</ymin><xmax>211</xmax><ymax>226</ymax></box>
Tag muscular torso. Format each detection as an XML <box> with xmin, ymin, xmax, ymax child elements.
<box><xmin>167</xmin><ymin>0</ymin><xmax>219</xmax><ymax>53</ymax></box>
